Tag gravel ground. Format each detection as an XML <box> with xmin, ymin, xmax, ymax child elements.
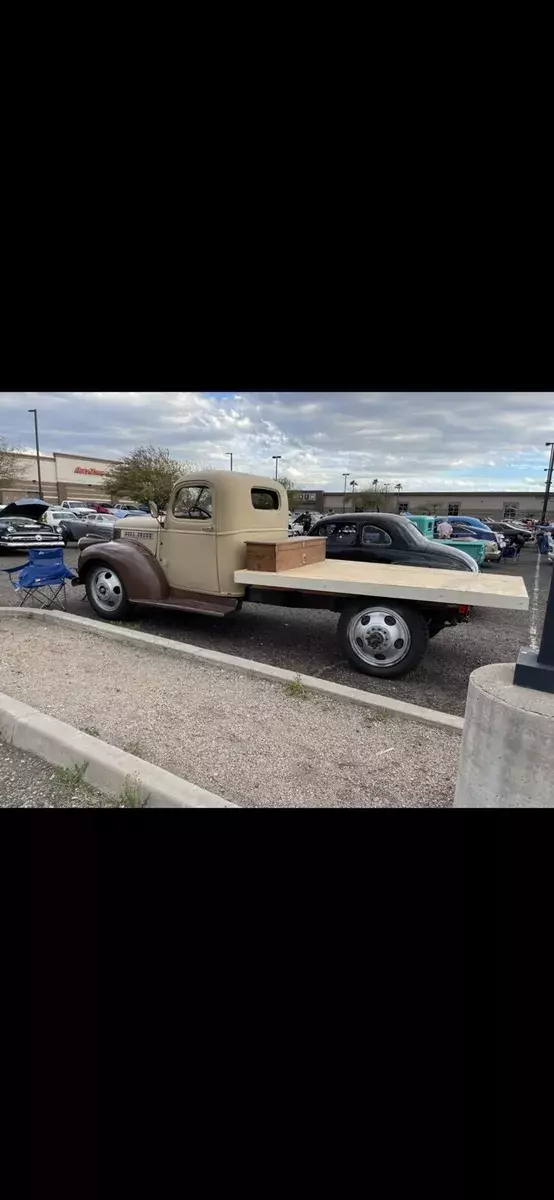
<box><xmin>0</xmin><ymin>545</ymin><xmax>546</xmax><ymax>717</ymax></box>
<box><xmin>0</xmin><ymin>739</ymin><xmax>116</xmax><ymax>807</ymax></box>
<box><xmin>0</xmin><ymin>619</ymin><xmax>461</xmax><ymax>807</ymax></box>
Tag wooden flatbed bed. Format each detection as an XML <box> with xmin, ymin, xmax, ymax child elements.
<box><xmin>235</xmin><ymin>560</ymin><xmax>529</xmax><ymax>611</ymax></box>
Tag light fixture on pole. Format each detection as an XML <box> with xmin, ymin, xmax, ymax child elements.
<box><xmin>226</xmin><ymin>452</ymin><xmax>233</xmax><ymax>471</ymax></box>
<box><xmin>272</xmin><ymin>455</ymin><xmax>282</xmax><ymax>480</ymax></box>
<box><xmin>540</xmin><ymin>442</ymin><xmax>554</xmax><ymax>524</ymax></box>
<box><xmin>342</xmin><ymin>472</ymin><xmax>349</xmax><ymax>511</ymax></box>
<box><xmin>28</xmin><ymin>408</ymin><xmax>43</xmax><ymax>500</ymax></box>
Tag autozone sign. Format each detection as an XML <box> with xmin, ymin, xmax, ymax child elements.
<box><xmin>74</xmin><ymin>466</ymin><xmax>106</xmax><ymax>476</ymax></box>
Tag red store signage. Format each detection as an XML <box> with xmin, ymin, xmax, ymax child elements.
<box><xmin>74</xmin><ymin>466</ymin><xmax>106</xmax><ymax>476</ymax></box>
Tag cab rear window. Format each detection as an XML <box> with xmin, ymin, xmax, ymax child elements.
<box><xmin>251</xmin><ymin>488</ymin><xmax>280</xmax><ymax>510</ymax></box>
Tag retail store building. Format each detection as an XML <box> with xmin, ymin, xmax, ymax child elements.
<box><xmin>2</xmin><ymin>452</ymin><xmax>553</xmax><ymax>522</ymax></box>
<box><xmin>0</xmin><ymin>451</ymin><xmax>116</xmax><ymax>505</ymax></box>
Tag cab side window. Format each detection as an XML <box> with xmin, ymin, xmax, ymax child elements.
<box><xmin>173</xmin><ymin>486</ymin><xmax>213</xmax><ymax>520</ymax></box>
<box><xmin>362</xmin><ymin>524</ymin><xmax>392</xmax><ymax>546</ymax></box>
<box><xmin>329</xmin><ymin>523</ymin><xmax>357</xmax><ymax>548</ymax></box>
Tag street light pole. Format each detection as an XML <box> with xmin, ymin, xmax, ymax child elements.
<box><xmin>28</xmin><ymin>408</ymin><xmax>43</xmax><ymax>500</ymax></box>
<box><xmin>272</xmin><ymin>455</ymin><xmax>281</xmax><ymax>480</ymax></box>
<box><xmin>540</xmin><ymin>442</ymin><xmax>554</xmax><ymax>523</ymax></box>
<box><xmin>342</xmin><ymin>473</ymin><xmax>349</xmax><ymax>512</ymax></box>
<box><xmin>226</xmin><ymin>452</ymin><xmax>233</xmax><ymax>471</ymax></box>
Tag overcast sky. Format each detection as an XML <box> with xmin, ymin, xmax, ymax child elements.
<box><xmin>1</xmin><ymin>391</ymin><xmax>553</xmax><ymax>492</ymax></box>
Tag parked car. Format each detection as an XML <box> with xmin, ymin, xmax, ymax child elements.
<box><xmin>0</xmin><ymin>515</ymin><xmax>64</xmax><ymax>552</ymax></box>
<box><xmin>60</xmin><ymin>500</ymin><xmax>97</xmax><ymax>516</ymax></box>
<box><xmin>485</xmin><ymin>520</ymin><xmax>532</xmax><ymax>547</ymax></box>
<box><xmin>44</xmin><ymin>506</ymin><xmax>74</xmax><ymax>528</ymax></box>
<box><xmin>110</xmin><ymin>503</ymin><xmax>145</xmax><ymax>520</ymax></box>
<box><xmin>59</xmin><ymin>512</ymin><xmax>117</xmax><ymax>544</ymax></box>
<box><xmin>434</xmin><ymin>521</ymin><xmax>501</xmax><ymax>563</ymax></box>
<box><xmin>436</xmin><ymin>515</ymin><xmax>505</xmax><ymax>546</ymax></box>
<box><xmin>310</xmin><ymin>513</ymin><xmax>479</xmax><ymax>574</ymax></box>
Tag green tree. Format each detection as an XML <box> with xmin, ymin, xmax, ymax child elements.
<box><xmin>104</xmin><ymin>445</ymin><xmax>201</xmax><ymax>510</ymax></box>
<box><xmin>358</xmin><ymin>479</ymin><xmax>386</xmax><ymax>512</ymax></box>
<box><xmin>0</xmin><ymin>436</ymin><xmax>28</xmax><ymax>490</ymax></box>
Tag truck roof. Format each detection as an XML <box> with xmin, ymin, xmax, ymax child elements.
<box><xmin>174</xmin><ymin>469</ymin><xmax>287</xmax><ymax>493</ymax></box>
<box><xmin>173</xmin><ymin>470</ymin><xmax>289</xmax><ymax>533</ymax></box>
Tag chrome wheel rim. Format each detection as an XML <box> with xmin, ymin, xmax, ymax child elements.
<box><xmin>90</xmin><ymin>567</ymin><xmax>124</xmax><ymax>613</ymax></box>
<box><xmin>348</xmin><ymin>606</ymin><xmax>411</xmax><ymax>667</ymax></box>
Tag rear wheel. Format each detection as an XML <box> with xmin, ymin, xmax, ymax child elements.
<box><xmin>338</xmin><ymin>601</ymin><xmax>429</xmax><ymax>678</ymax></box>
<box><xmin>85</xmin><ymin>564</ymin><xmax>131</xmax><ymax>620</ymax></box>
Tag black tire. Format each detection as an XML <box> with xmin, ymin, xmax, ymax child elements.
<box><xmin>85</xmin><ymin>562</ymin><xmax>131</xmax><ymax>621</ymax></box>
<box><xmin>338</xmin><ymin>601</ymin><xmax>429</xmax><ymax>678</ymax></box>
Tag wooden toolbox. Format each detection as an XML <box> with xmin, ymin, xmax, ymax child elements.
<box><xmin>245</xmin><ymin>537</ymin><xmax>326</xmax><ymax>573</ymax></box>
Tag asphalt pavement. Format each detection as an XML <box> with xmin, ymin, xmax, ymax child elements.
<box><xmin>0</xmin><ymin>545</ymin><xmax>550</xmax><ymax>716</ymax></box>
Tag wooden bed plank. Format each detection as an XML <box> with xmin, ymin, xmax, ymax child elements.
<box><xmin>234</xmin><ymin>560</ymin><xmax>529</xmax><ymax>611</ymax></box>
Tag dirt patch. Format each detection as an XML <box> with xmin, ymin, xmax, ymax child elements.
<box><xmin>0</xmin><ymin>618</ymin><xmax>460</xmax><ymax>807</ymax></box>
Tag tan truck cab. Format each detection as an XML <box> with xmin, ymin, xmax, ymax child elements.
<box><xmin>78</xmin><ymin>471</ymin><xmax>290</xmax><ymax>617</ymax></box>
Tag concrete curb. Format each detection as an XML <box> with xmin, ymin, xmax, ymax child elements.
<box><xmin>0</xmin><ymin>606</ymin><xmax>464</xmax><ymax>732</ymax></box>
<box><xmin>0</xmin><ymin>690</ymin><xmax>237</xmax><ymax>809</ymax></box>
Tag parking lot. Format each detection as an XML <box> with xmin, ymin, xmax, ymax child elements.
<box><xmin>0</xmin><ymin>545</ymin><xmax>549</xmax><ymax>716</ymax></box>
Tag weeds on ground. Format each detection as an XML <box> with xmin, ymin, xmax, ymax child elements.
<box><xmin>124</xmin><ymin>739</ymin><xmax>145</xmax><ymax>758</ymax></box>
<box><xmin>119</xmin><ymin>774</ymin><xmax>147</xmax><ymax>808</ymax></box>
<box><xmin>365</xmin><ymin>708</ymin><xmax>389</xmax><ymax>723</ymax></box>
<box><xmin>284</xmin><ymin>675</ymin><xmax>307</xmax><ymax>699</ymax></box>
<box><xmin>54</xmin><ymin>761</ymin><xmax>94</xmax><ymax>794</ymax></box>
<box><xmin>83</xmin><ymin>726</ymin><xmax>100</xmax><ymax>738</ymax></box>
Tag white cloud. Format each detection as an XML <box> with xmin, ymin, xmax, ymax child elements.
<box><xmin>1</xmin><ymin>391</ymin><xmax>553</xmax><ymax>492</ymax></box>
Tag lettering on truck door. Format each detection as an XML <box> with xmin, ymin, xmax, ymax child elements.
<box><xmin>159</xmin><ymin>483</ymin><xmax>219</xmax><ymax>593</ymax></box>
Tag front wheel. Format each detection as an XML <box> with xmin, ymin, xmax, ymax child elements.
<box><xmin>85</xmin><ymin>564</ymin><xmax>131</xmax><ymax>620</ymax></box>
<box><xmin>338</xmin><ymin>601</ymin><xmax>429</xmax><ymax>678</ymax></box>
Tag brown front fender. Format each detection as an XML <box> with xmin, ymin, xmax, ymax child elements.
<box><xmin>77</xmin><ymin>540</ymin><xmax>170</xmax><ymax>602</ymax></box>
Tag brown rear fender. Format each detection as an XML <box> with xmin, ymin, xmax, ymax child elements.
<box><xmin>78</xmin><ymin>540</ymin><xmax>170</xmax><ymax>602</ymax></box>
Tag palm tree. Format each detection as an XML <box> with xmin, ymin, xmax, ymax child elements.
<box><xmin>372</xmin><ymin>478</ymin><xmax>379</xmax><ymax>490</ymax></box>
<box><xmin>395</xmin><ymin>482</ymin><xmax>403</xmax><ymax>512</ymax></box>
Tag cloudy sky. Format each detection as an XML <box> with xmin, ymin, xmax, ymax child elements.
<box><xmin>1</xmin><ymin>391</ymin><xmax>553</xmax><ymax>492</ymax></box>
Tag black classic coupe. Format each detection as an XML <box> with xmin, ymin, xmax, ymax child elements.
<box><xmin>309</xmin><ymin>512</ymin><xmax>478</xmax><ymax>573</ymax></box>
<box><xmin>0</xmin><ymin>498</ymin><xmax>64</xmax><ymax>554</ymax></box>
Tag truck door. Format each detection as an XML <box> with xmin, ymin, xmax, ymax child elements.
<box><xmin>158</xmin><ymin>482</ymin><xmax>219</xmax><ymax>594</ymax></box>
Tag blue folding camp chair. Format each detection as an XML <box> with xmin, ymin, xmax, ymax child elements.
<box><xmin>1</xmin><ymin>547</ymin><xmax>76</xmax><ymax>611</ymax></box>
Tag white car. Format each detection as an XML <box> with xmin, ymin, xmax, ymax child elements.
<box><xmin>44</xmin><ymin>506</ymin><xmax>74</xmax><ymax>527</ymax></box>
<box><xmin>60</xmin><ymin>500</ymin><xmax>97</xmax><ymax>516</ymax></box>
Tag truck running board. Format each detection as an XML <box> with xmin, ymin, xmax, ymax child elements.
<box><xmin>133</xmin><ymin>595</ymin><xmax>241</xmax><ymax>618</ymax></box>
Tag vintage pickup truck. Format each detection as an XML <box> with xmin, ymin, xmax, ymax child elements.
<box><xmin>74</xmin><ymin>470</ymin><xmax>529</xmax><ymax>679</ymax></box>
